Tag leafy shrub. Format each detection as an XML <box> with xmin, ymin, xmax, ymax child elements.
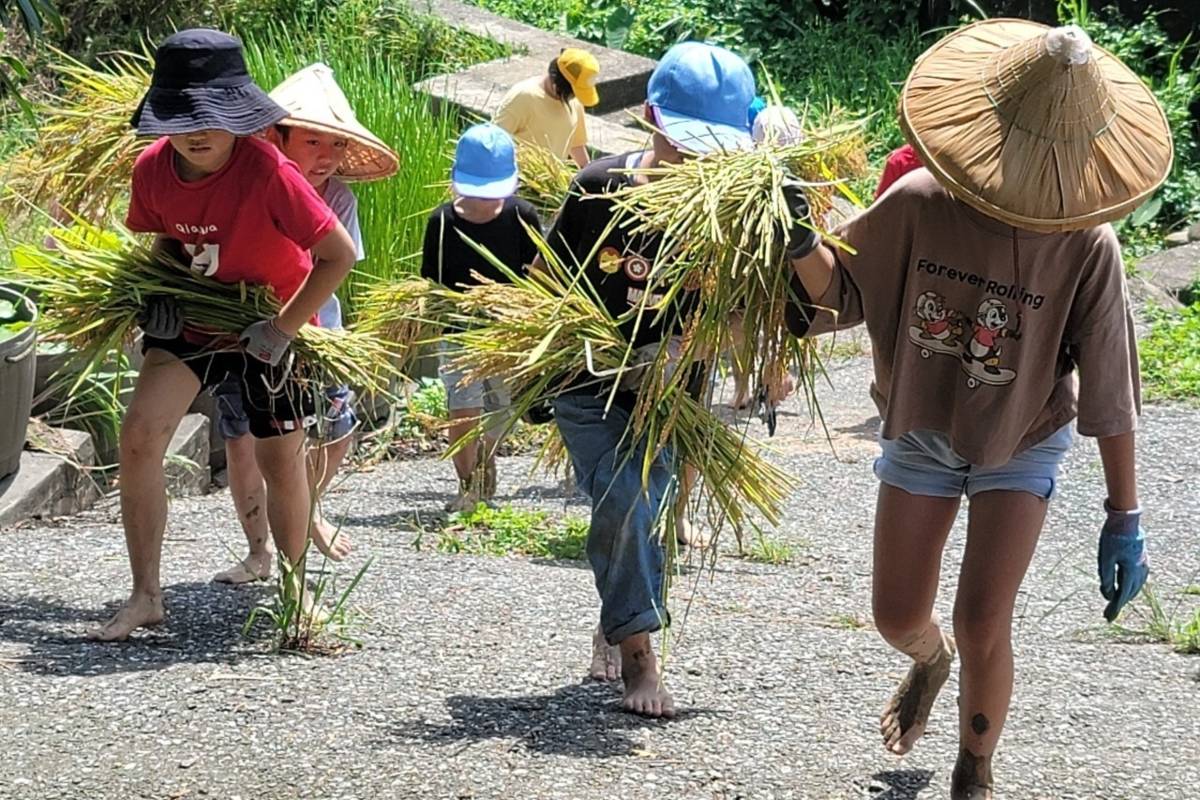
<box><xmin>1071</xmin><ymin>6</ymin><xmax>1200</xmax><ymax>231</ymax></box>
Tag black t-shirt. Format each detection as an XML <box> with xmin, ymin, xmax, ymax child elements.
<box><xmin>547</xmin><ymin>151</ymin><xmax>696</xmax><ymax>400</ymax></box>
<box><xmin>547</xmin><ymin>151</ymin><xmax>691</xmax><ymax>349</ymax></box>
<box><xmin>420</xmin><ymin>197</ymin><xmax>542</xmax><ymax>289</ymax></box>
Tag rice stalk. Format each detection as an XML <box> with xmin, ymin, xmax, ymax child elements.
<box><xmin>515</xmin><ymin>142</ymin><xmax>577</xmax><ymax>217</ymax></box>
<box><xmin>11</xmin><ymin>223</ymin><xmax>404</xmax><ymax>400</ymax></box>
<box><xmin>438</xmin><ymin>229</ymin><xmax>797</xmax><ymax>540</ymax></box>
<box><xmin>0</xmin><ymin>48</ymin><xmax>151</xmax><ymax>224</ymax></box>
<box><xmin>352</xmin><ymin>276</ymin><xmax>450</xmax><ymax>376</ymax></box>
<box><xmin>605</xmin><ymin>118</ymin><xmax>868</xmax><ymax>441</ymax></box>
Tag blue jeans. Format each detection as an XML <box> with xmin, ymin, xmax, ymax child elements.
<box><xmin>553</xmin><ymin>395</ymin><xmax>674</xmax><ymax>645</ymax></box>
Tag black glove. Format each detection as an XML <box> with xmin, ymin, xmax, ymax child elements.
<box><xmin>782</xmin><ymin>182</ymin><xmax>820</xmax><ymax>261</ymax></box>
<box><xmin>138</xmin><ymin>295</ymin><xmax>184</xmax><ymax>340</ymax></box>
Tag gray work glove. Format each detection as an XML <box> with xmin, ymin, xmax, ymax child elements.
<box><xmin>138</xmin><ymin>295</ymin><xmax>184</xmax><ymax>340</ymax></box>
<box><xmin>239</xmin><ymin>318</ymin><xmax>294</xmax><ymax>366</ymax></box>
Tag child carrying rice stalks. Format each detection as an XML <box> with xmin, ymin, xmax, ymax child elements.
<box><xmin>445</xmin><ymin>42</ymin><xmax>826</xmax><ymax>719</ymax></box>
<box><xmin>29</xmin><ymin>29</ymin><xmax>360</xmax><ymax>642</ymax></box>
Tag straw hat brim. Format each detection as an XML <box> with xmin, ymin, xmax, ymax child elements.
<box><xmin>280</xmin><ymin>114</ymin><xmax>400</xmax><ymax>182</ymax></box>
<box><xmin>900</xmin><ymin>18</ymin><xmax>1173</xmax><ymax>232</ymax></box>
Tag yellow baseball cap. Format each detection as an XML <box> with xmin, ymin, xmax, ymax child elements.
<box><xmin>556</xmin><ymin>48</ymin><xmax>600</xmax><ymax>107</ymax></box>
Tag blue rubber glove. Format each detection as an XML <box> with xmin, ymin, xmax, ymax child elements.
<box><xmin>1098</xmin><ymin>502</ymin><xmax>1150</xmax><ymax>623</ymax></box>
<box><xmin>239</xmin><ymin>318</ymin><xmax>293</xmax><ymax>366</ymax></box>
<box><xmin>137</xmin><ymin>295</ymin><xmax>184</xmax><ymax>340</ymax></box>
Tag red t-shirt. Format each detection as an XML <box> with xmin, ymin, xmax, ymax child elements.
<box><xmin>875</xmin><ymin>144</ymin><xmax>924</xmax><ymax>200</ymax></box>
<box><xmin>126</xmin><ymin>136</ymin><xmax>336</xmax><ymax>303</ymax></box>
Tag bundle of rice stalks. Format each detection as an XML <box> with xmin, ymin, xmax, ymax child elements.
<box><xmin>11</xmin><ymin>224</ymin><xmax>403</xmax><ymax>399</ymax></box>
<box><xmin>606</xmin><ymin>117</ymin><xmax>868</xmax><ymax>435</ymax></box>
<box><xmin>353</xmin><ymin>276</ymin><xmax>450</xmax><ymax>376</ymax></box>
<box><xmin>515</xmin><ymin>142</ymin><xmax>577</xmax><ymax>216</ymax></box>
<box><xmin>1</xmin><ymin>50</ymin><xmax>151</xmax><ymax>224</ymax></box>
<box><xmin>441</xmin><ymin>233</ymin><xmax>796</xmax><ymax>538</ymax></box>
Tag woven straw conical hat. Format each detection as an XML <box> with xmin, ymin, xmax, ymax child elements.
<box><xmin>900</xmin><ymin>19</ymin><xmax>1172</xmax><ymax>232</ymax></box>
<box><xmin>270</xmin><ymin>63</ymin><xmax>399</xmax><ymax>182</ymax></box>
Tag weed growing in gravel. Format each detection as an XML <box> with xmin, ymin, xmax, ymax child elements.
<box><xmin>744</xmin><ymin>533</ymin><xmax>794</xmax><ymax>565</ymax></box>
<box><xmin>435</xmin><ymin>504</ymin><xmax>588</xmax><ymax>560</ymax></box>
<box><xmin>826</xmin><ymin>613</ymin><xmax>869</xmax><ymax>631</ymax></box>
<box><xmin>1111</xmin><ymin>584</ymin><xmax>1200</xmax><ymax>655</ymax></box>
<box><xmin>243</xmin><ymin>541</ymin><xmax>373</xmax><ymax>654</ymax></box>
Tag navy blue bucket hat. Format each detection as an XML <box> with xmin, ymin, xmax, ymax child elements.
<box><xmin>131</xmin><ymin>29</ymin><xmax>287</xmax><ymax>136</ymax></box>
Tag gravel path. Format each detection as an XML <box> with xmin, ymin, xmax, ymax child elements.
<box><xmin>1</xmin><ymin>354</ymin><xmax>1197</xmax><ymax>800</ymax></box>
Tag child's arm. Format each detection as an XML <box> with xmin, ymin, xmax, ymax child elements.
<box><xmin>274</xmin><ymin>222</ymin><xmax>356</xmax><ymax>336</ymax></box>
<box><xmin>1098</xmin><ymin>431</ymin><xmax>1138</xmax><ymax>511</ymax></box>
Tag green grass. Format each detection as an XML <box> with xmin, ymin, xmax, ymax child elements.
<box><xmin>744</xmin><ymin>532</ymin><xmax>794</xmax><ymax>565</ymax></box>
<box><xmin>238</xmin><ymin>23</ymin><xmax>458</xmax><ymax>319</ymax></box>
<box><xmin>1111</xmin><ymin>584</ymin><xmax>1200</xmax><ymax>655</ymax></box>
<box><xmin>243</xmin><ymin>543</ymin><xmax>374</xmax><ymax>653</ymax></box>
<box><xmin>1139</xmin><ymin>303</ymin><xmax>1200</xmax><ymax>403</ymax></box>
<box><xmin>435</xmin><ymin>503</ymin><xmax>589</xmax><ymax>560</ymax></box>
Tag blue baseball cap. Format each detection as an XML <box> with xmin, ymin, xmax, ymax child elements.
<box><xmin>647</xmin><ymin>42</ymin><xmax>755</xmax><ymax>154</ymax></box>
<box><xmin>451</xmin><ymin>123</ymin><xmax>518</xmax><ymax>199</ymax></box>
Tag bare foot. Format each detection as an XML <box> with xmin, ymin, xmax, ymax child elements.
<box><xmin>446</xmin><ymin>478</ymin><xmax>482</xmax><ymax>513</ymax></box>
<box><xmin>310</xmin><ymin>514</ymin><xmax>351</xmax><ymax>562</ymax></box>
<box><xmin>675</xmin><ymin>516</ymin><xmax>710</xmax><ymax>548</ymax></box>
<box><xmin>213</xmin><ymin>551</ymin><xmax>273</xmax><ymax>584</ymax></box>
<box><xmin>951</xmin><ymin>748</ymin><xmax>994</xmax><ymax>800</ymax></box>
<box><xmin>588</xmin><ymin>624</ymin><xmax>621</xmax><ymax>682</ymax></box>
<box><xmin>880</xmin><ymin>634</ymin><xmax>956</xmax><ymax>754</ymax></box>
<box><xmin>619</xmin><ymin>635</ymin><xmax>676</xmax><ymax>719</ymax></box>
<box><xmin>87</xmin><ymin>592</ymin><xmax>164</xmax><ymax>641</ymax></box>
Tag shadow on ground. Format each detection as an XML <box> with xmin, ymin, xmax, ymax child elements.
<box><xmin>0</xmin><ymin>581</ymin><xmax>274</xmax><ymax>676</ymax></box>
<box><xmin>869</xmin><ymin>769</ymin><xmax>935</xmax><ymax>799</ymax></box>
<box><xmin>381</xmin><ymin>682</ymin><xmax>716</xmax><ymax>759</ymax></box>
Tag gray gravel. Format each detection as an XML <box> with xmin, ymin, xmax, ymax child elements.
<box><xmin>1</xmin><ymin>354</ymin><xmax>1198</xmax><ymax>800</ymax></box>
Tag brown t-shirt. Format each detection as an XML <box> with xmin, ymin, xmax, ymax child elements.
<box><xmin>791</xmin><ymin>169</ymin><xmax>1140</xmax><ymax>467</ymax></box>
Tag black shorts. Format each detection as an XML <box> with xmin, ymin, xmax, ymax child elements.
<box><xmin>142</xmin><ymin>331</ymin><xmax>315</xmax><ymax>439</ymax></box>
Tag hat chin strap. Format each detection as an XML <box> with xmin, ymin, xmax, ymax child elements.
<box><xmin>1045</xmin><ymin>25</ymin><xmax>1093</xmax><ymax>66</ymax></box>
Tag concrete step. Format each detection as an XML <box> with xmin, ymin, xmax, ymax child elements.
<box><xmin>0</xmin><ymin>446</ymin><xmax>101</xmax><ymax>528</ymax></box>
<box><xmin>165</xmin><ymin>412</ymin><xmax>211</xmax><ymax>498</ymax></box>
<box><xmin>421</xmin><ymin>0</ymin><xmax>654</xmax><ymax>114</ymax></box>
<box><xmin>416</xmin><ymin>0</ymin><xmax>656</xmax><ymax>157</ymax></box>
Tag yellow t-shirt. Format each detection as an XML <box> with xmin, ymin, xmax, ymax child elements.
<box><xmin>493</xmin><ymin>76</ymin><xmax>587</xmax><ymax>158</ymax></box>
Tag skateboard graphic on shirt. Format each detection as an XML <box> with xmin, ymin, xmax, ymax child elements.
<box><xmin>908</xmin><ymin>291</ymin><xmax>1018</xmax><ymax>389</ymax></box>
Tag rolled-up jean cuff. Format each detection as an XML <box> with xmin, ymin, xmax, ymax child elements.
<box><xmin>605</xmin><ymin>606</ymin><xmax>669</xmax><ymax>646</ymax></box>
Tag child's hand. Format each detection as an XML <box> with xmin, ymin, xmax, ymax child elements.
<box><xmin>137</xmin><ymin>295</ymin><xmax>184</xmax><ymax>340</ymax></box>
<box><xmin>239</xmin><ymin>318</ymin><xmax>294</xmax><ymax>366</ymax></box>
<box><xmin>1098</xmin><ymin>502</ymin><xmax>1149</xmax><ymax>623</ymax></box>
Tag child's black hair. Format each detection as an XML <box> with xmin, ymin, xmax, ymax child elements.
<box><xmin>275</xmin><ymin>124</ymin><xmax>292</xmax><ymax>141</ymax></box>
<box><xmin>547</xmin><ymin>58</ymin><xmax>575</xmax><ymax>103</ymax></box>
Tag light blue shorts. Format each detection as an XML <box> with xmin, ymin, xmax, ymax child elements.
<box><xmin>874</xmin><ymin>425</ymin><xmax>1073</xmax><ymax>500</ymax></box>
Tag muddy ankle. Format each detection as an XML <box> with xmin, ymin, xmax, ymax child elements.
<box><xmin>951</xmin><ymin>748</ymin><xmax>994</xmax><ymax>800</ymax></box>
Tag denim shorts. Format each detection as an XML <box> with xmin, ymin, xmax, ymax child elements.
<box><xmin>874</xmin><ymin>424</ymin><xmax>1073</xmax><ymax>500</ymax></box>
